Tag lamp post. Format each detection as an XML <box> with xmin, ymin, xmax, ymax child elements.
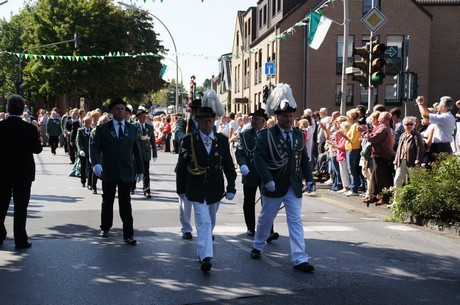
<box><xmin>118</xmin><ymin>2</ymin><xmax>179</xmax><ymax>113</ymax></box>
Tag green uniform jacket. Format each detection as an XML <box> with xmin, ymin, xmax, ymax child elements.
<box><xmin>90</xmin><ymin>120</ymin><xmax>143</xmax><ymax>183</ymax></box>
<box><xmin>46</xmin><ymin>118</ymin><xmax>62</xmax><ymax>136</ymax></box>
<box><xmin>133</xmin><ymin>122</ymin><xmax>157</xmax><ymax>161</ymax></box>
<box><xmin>175</xmin><ymin>132</ymin><xmax>237</xmax><ymax>204</ymax></box>
<box><xmin>235</xmin><ymin>128</ymin><xmax>261</xmax><ymax>187</ymax></box>
<box><xmin>254</xmin><ymin>125</ymin><xmax>313</xmax><ymax>198</ymax></box>
<box><xmin>76</xmin><ymin>127</ymin><xmax>92</xmax><ymax>156</ymax></box>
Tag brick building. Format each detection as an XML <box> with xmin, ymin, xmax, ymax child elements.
<box><xmin>223</xmin><ymin>0</ymin><xmax>460</xmax><ymax>117</ymax></box>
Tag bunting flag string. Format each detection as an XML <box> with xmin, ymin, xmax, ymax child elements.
<box><xmin>0</xmin><ymin>50</ymin><xmax>165</xmax><ymax>61</ymax></box>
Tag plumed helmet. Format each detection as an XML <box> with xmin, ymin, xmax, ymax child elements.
<box><xmin>201</xmin><ymin>89</ymin><xmax>225</xmax><ymax>118</ymax></box>
<box><xmin>265</xmin><ymin>83</ymin><xmax>297</xmax><ymax>116</ymax></box>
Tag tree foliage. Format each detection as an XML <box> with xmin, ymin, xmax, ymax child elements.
<box><xmin>0</xmin><ymin>0</ymin><xmax>166</xmax><ymax>109</ymax></box>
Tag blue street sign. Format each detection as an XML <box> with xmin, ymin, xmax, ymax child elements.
<box><xmin>265</xmin><ymin>62</ymin><xmax>275</xmax><ymax>75</ymax></box>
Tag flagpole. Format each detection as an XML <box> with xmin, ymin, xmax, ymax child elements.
<box><xmin>340</xmin><ymin>0</ymin><xmax>349</xmax><ymax>115</ymax></box>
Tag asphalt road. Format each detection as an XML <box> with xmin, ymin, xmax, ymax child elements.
<box><xmin>1</xmin><ymin>146</ymin><xmax>459</xmax><ymax>305</ymax></box>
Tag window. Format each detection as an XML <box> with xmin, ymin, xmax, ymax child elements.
<box><xmin>363</xmin><ymin>0</ymin><xmax>381</xmax><ymax>16</ymax></box>
<box><xmin>385</xmin><ymin>35</ymin><xmax>404</xmax><ymax>75</ymax></box>
<box><xmin>384</xmin><ymin>84</ymin><xmax>402</xmax><ymax>105</ymax></box>
<box><xmin>337</xmin><ymin>35</ymin><xmax>354</xmax><ymax>74</ymax></box>
<box><xmin>259</xmin><ymin>9</ymin><xmax>262</xmax><ymax>28</ymax></box>
<box><xmin>272</xmin><ymin>0</ymin><xmax>276</xmax><ymax>17</ymax></box>
<box><xmin>277</xmin><ymin>0</ymin><xmax>281</xmax><ymax>12</ymax></box>
<box><xmin>263</xmin><ymin>4</ymin><xmax>267</xmax><ymax>26</ymax></box>
<box><xmin>336</xmin><ymin>84</ymin><xmax>354</xmax><ymax>106</ymax></box>
<box><xmin>360</xmin><ymin>86</ymin><xmax>377</xmax><ymax>105</ymax></box>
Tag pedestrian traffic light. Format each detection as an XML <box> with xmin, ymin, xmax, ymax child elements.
<box><xmin>393</xmin><ymin>72</ymin><xmax>405</xmax><ymax>100</ymax></box>
<box><xmin>352</xmin><ymin>43</ymin><xmax>370</xmax><ymax>88</ymax></box>
<box><xmin>370</xmin><ymin>41</ymin><xmax>386</xmax><ymax>87</ymax></box>
<box><xmin>74</xmin><ymin>32</ymin><xmax>80</xmax><ymax>49</ymax></box>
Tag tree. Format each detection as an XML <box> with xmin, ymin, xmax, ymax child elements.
<box><xmin>0</xmin><ymin>0</ymin><xmax>166</xmax><ymax>109</ymax></box>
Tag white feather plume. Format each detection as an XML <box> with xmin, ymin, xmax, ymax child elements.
<box><xmin>265</xmin><ymin>83</ymin><xmax>297</xmax><ymax>116</ymax></box>
<box><xmin>202</xmin><ymin>89</ymin><xmax>225</xmax><ymax>118</ymax></box>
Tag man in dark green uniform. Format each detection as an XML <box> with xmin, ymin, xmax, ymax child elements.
<box><xmin>176</xmin><ymin>105</ymin><xmax>237</xmax><ymax>273</ymax></box>
<box><xmin>90</xmin><ymin>98</ymin><xmax>144</xmax><ymax>245</ymax></box>
<box><xmin>235</xmin><ymin>108</ymin><xmax>278</xmax><ymax>242</ymax></box>
<box><xmin>250</xmin><ymin>83</ymin><xmax>315</xmax><ymax>273</ymax></box>
<box><xmin>134</xmin><ymin>108</ymin><xmax>157</xmax><ymax>198</ymax></box>
<box><xmin>174</xmin><ymin>98</ymin><xmax>201</xmax><ymax>239</ymax></box>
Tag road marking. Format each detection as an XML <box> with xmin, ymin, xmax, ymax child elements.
<box><xmin>304</xmin><ymin>226</ymin><xmax>356</xmax><ymax>232</ymax></box>
<box><xmin>361</xmin><ymin>217</ymin><xmax>381</xmax><ymax>221</ymax></box>
<box><xmin>385</xmin><ymin>225</ymin><xmax>418</xmax><ymax>231</ymax></box>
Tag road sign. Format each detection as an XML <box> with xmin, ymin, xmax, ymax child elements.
<box><xmin>361</xmin><ymin>8</ymin><xmax>387</xmax><ymax>32</ymax></box>
<box><xmin>385</xmin><ymin>46</ymin><xmax>398</xmax><ymax>58</ymax></box>
<box><xmin>265</xmin><ymin>62</ymin><xmax>275</xmax><ymax>75</ymax></box>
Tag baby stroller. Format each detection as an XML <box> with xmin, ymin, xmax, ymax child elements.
<box><xmin>156</xmin><ymin>135</ymin><xmax>165</xmax><ymax>151</ymax></box>
<box><xmin>313</xmin><ymin>152</ymin><xmax>329</xmax><ymax>183</ymax></box>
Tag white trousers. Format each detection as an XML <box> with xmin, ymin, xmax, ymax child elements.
<box><xmin>179</xmin><ymin>195</ymin><xmax>193</xmax><ymax>234</ymax></box>
<box><xmin>253</xmin><ymin>186</ymin><xmax>309</xmax><ymax>265</ymax></box>
<box><xmin>192</xmin><ymin>200</ymin><xmax>219</xmax><ymax>261</ymax></box>
<box><xmin>338</xmin><ymin>160</ymin><xmax>350</xmax><ymax>188</ymax></box>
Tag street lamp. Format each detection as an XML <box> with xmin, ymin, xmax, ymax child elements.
<box><xmin>118</xmin><ymin>1</ymin><xmax>179</xmax><ymax>113</ymax></box>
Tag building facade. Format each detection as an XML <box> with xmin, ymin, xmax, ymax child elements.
<box><xmin>225</xmin><ymin>0</ymin><xmax>460</xmax><ymax>117</ymax></box>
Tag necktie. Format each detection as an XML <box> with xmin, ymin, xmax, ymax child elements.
<box><xmin>285</xmin><ymin>131</ymin><xmax>292</xmax><ymax>152</ymax></box>
<box><xmin>118</xmin><ymin>122</ymin><xmax>123</xmax><ymax>140</ymax></box>
<box><xmin>142</xmin><ymin>125</ymin><xmax>146</xmax><ymax>134</ymax></box>
<box><xmin>86</xmin><ymin>128</ymin><xmax>90</xmax><ymax>135</ymax></box>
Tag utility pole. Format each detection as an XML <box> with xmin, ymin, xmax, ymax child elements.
<box><xmin>339</xmin><ymin>0</ymin><xmax>349</xmax><ymax>115</ymax></box>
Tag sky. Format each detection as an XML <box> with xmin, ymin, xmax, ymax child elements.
<box><xmin>0</xmin><ymin>0</ymin><xmax>256</xmax><ymax>87</ymax></box>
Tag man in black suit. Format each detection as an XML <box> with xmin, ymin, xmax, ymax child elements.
<box><xmin>90</xmin><ymin>98</ymin><xmax>144</xmax><ymax>245</ymax></box>
<box><xmin>0</xmin><ymin>94</ymin><xmax>42</xmax><ymax>249</ymax></box>
<box><xmin>76</xmin><ymin>116</ymin><xmax>93</xmax><ymax>189</ymax></box>
<box><xmin>175</xmin><ymin>105</ymin><xmax>237</xmax><ymax>273</ymax></box>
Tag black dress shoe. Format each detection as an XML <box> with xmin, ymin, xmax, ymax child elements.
<box><xmin>81</xmin><ymin>183</ymin><xmax>86</xmax><ymax>188</ymax></box>
<box><xmin>15</xmin><ymin>241</ymin><xmax>32</xmax><ymax>250</ymax></box>
<box><xmin>251</xmin><ymin>248</ymin><xmax>261</xmax><ymax>259</ymax></box>
<box><xmin>130</xmin><ymin>190</ymin><xmax>135</xmax><ymax>195</ymax></box>
<box><xmin>87</xmin><ymin>185</ymin><xmax>92</xmax><ymax>190</ymax></box>
<box><xmin>92</xmin><ymin>189</ymin><xmax>97</xmax><ymax>194</ymax></box>
<box><xmin>246</xmin><ymin>230</ymin><xmax>255</xmax><ymax>237</ymax></box>
<box><xmin>293</xmin><ymin>262</ymin><xmax>315</xmax><ymax>273</ymax></box>
<box><xmin>144</xmin><ymin>193</ymin><xmax>152</xmax><ymax>199</ymax></box>
<box><xmin>200</xmin><ymin>257</ymin><xmax>212</xmax><ymax>273</ymax></box>
<box><xmin>124</xmin><ymin>238</ymin><xmax>137</xmax><ymax>245</ymax></box>
<box><xmin>100</xmin><ymin>231</ymin><xmax>109</xmax><ymax>238</ymax></box>
<box><xmin>182</xmin><ymin>232</ymin><xmax>193</xmax><ymax>240</ymax></box>
<box><xmin>266</xmin><ymin>232</ymin><xmax>279</xmax><ymax>243</ymax></box>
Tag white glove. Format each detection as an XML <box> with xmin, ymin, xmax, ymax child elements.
<box><xmin>136</xmin><ymin>173</ymin><xmax>144</xmax><ymax>183</ymax></box>
<box><xmin>226</xmin><ymin>193</ymin><xmax>235</xmax><ymax>200</ymax></box>
<box><xmin>79</xmin><ymin>150</ymin><xmax>85</xmax><ymax>157</ymax></box>
<box><xmin>240</xmin><ymin>165</ymin><xmax>249</xmax><ymax>176</ymax></box>
<box><xmin>152</xmin><ymin>158</ymin><xmax>157</xmax><ymax>162</ymax></box>
<box><xmin>265</xmin><ymin>181</ymin><xmax>276</xmax><ymax>192</ymax></box>
<box><xmin>93</xmin><ymin>164</ymin><xmax>102</xmax><ymax>177</ymax></box>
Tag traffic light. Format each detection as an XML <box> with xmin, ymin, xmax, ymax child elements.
<box><xmin>407</xmin><ymin>72</ymin><xmax>418</xmax><ymax>100</ymax></box>
<box><xmin>393</xmin><ymin>72</ymin><xmax>405</xmax><ymax>100</ymax></box>
<box><xmin>370</xmin><ymin>41</ymin><xmax>386</xmax><ymax>87</ymax></box>
<box><xmin>263</xmin><ymin>86</ymin><xmax>269</xmax><ymax>103</ymax></box>
<box><xmin>74</xmin><ymin>32</ymin><xmax>80</xmax><ymax>49</ymax></box>
<box><xmin>352</xmin><ymin>43</ymin><xmax>370</xmax><ymax>88</ymax></box>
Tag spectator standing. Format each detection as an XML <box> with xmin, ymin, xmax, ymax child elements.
<box><xmin>416</xmin><ymin>96</ymin><xmax>455</xmax><ymax>161</ymax></box>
